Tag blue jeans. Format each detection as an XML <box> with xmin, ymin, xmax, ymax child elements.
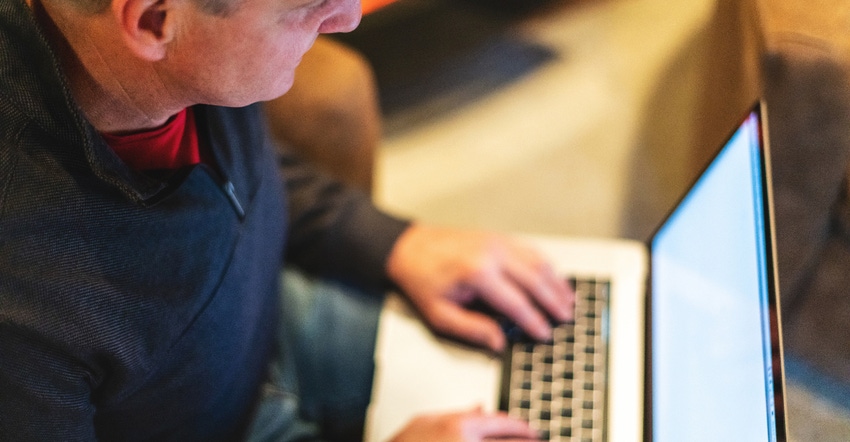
<box><xmin>245</xmin><ymin>270</ymin><xmax>384</xmax><ymax>442</ymax></box>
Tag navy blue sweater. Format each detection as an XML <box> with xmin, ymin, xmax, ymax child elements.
<box><xmin>0</xmin><ymin>0</ymin><xmax>408</xmax><ymax>440</ymax></box>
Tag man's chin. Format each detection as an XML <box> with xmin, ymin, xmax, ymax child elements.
<box><xmin>255</xmin><ymin>77</ymin><xmax>296</xmax><ymax>104</ymax></box>
<box><xmin>213</xmin><ymin>84</ymin><xmax>295</xmax><ymax>108</ymax></box>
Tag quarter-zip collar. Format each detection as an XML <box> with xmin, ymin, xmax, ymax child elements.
<box><xmin>0</xmin><ymin>0</ymin><xmax>170</xmax><ymax>202</ymax></box>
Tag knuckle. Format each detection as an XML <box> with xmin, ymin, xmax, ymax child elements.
<box><xmin>422</xmin><ymin>305</ymin><xmax>455</xmax><ymax>334</ymax></box>
<box><xmin>455</xmin><ymin>257</ymin><xmax>494</xmax><ymax>286</ymax></box>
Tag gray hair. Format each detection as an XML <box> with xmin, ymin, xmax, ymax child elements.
<box><xmin>69</xmin><ymin>0</ymin><xmax>237</xmax><ymax>16</ymax></box>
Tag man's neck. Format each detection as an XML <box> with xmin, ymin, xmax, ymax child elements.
<box><xmin>31</xmin><ymin>0</ymin><xmax>185</xmax><ymax>134</ymax></box>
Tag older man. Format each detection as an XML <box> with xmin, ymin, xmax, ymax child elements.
<box><xmin>0</xmin><ymin>0</ymin><xmax>572</xmax><ymax>440</ymax></box>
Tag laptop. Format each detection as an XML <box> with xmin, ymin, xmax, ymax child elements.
<box><xmin>364</xmin><ymin>101</ymin><xmax>788</xmax><ymax>441</ymax></box>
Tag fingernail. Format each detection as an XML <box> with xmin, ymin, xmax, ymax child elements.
<box><xmin>557</xmin><ymin>303</ymin><xmax>572</xmax><ymax>321</ymax></box>
<box><xmin>535</xmin><ymin>323</ymin><xmax>553</xmax><ymax>342</ymax></box>
<box><xmin>490</xmin><ymin>333</ymin><xmax>506</xmax><ymax>352</ymax></box>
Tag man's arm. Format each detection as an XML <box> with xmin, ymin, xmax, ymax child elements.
<box><xmin>278</xmin><ymin>142</ymin><xmax>571</xmax><ymax>441</ymax></box>
<box><xmin>279</xmin><ymin>145</ymin><xmax>573</xmax><ymax>348</ymax></box>
<box><xmin>279</xmin><ymin>147</ymin><xmax>409</xmax><ymax>289</ymax></box>
<box><xmin>0</xmin><ymin>327</ymin><xmax>97</xmax><ymax>440</ymax></box>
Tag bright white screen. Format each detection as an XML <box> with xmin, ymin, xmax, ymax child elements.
<box><xmin>651</xmin><ymin>113</ymin><xmax>776</xmax><ymax>441</ymax></box>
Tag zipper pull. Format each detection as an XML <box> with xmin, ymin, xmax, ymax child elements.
<box><xmin>222</xmin><ymin>181</ymin><xmax>246</xmax><ymax>219</ymax></box>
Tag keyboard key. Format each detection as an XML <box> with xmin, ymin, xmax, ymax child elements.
<box><xmin>506</xmin><ymin>275</ymin><xmax>610</xmax><ymax>442</ymax></box>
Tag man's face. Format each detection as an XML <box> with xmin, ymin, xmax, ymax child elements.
<box><xmin>160</xmin><ymin>0</ymin><xmax>361</xmax><ymax>107</ymax></box>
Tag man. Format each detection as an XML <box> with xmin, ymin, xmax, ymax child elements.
<box><xmin>0</xmin><ymin>0</ymin><xmax>573</xmax><ymax>440</ymax></box>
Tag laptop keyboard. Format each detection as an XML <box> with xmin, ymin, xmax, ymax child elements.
<box><xmin>506</xmin><ymin>277</ymin><xmax>611</xmax><ymax>441</ymax></box>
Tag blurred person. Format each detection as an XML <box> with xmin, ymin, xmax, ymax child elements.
<box><xmin>263</xmin><ymin>36</ymin><xmax>378</xmax><ymax>192</ymax></box>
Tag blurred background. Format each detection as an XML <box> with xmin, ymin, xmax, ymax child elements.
<box><xmin>268</xmin><ymin>0</ymin><xmax>850</xmax><ymax>439</ymax></box>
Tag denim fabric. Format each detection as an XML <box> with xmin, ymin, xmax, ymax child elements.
<box><xmin>246</xmin><ymin>270</ymin><xmax>383</xmax><ymax>442</ymax></box>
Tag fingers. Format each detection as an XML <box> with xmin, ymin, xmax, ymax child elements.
<box><xmin>392</xmin><ymin>408</ymin><xmax>540</xmax><ymax>442</ymax></box>
<box><xmin>416</xmin><ymin>234</ymin><xmax>574</xmax><ymax>347</ymax></box>
<box><xmin>502</xmin><ymin>243</ymin><xmax>575</xmax><ymax>323</ymax></box>
<box><xmin>462</xmin><ymin>410</ymin><xmax>539</xmax><ymax>441</ymax></box>
<box><xmin>419</xmin><ymin>298</ymin><xmax>507</xmax><ymax>352</ymax></box>
<box><xmin>472</xmin><ymin>240</ymin><xmax>574</xmax><ymax>343</ymax></box>
<box><xmin>474</xmin><ymin>271</ymin><xmax>553</xmax><ymax>343</ymax></box>
<box><xmin>385</xmin><ymin>224</ymin><xmax>575</xmax><ymax>349</ymax></box>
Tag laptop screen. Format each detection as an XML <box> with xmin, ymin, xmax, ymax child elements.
<box><xmin>649</xmin><ymin>106</ymin><xmax>785</xmax><ymax>441</ymax></box>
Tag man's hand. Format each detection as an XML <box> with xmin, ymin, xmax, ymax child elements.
<box><xmin>386</xmin><ymin>224</ymin><xmax>574</xmax><ymax>352</ymax></box>
<box><xmin>391</xmin><ymin>408</ymin><xmax>540</xmax><ymax>442</ymax></box>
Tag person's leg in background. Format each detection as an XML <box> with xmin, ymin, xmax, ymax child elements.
<box><xmin>263</xmin><ymin>36</ymin><xmax>381</xmax><ymax>193</ymax></box>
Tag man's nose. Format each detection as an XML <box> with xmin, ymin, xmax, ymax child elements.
<box><xmin>317</xmin><ymin>0</ymin><xmax>362</xmax><ymax>34</ymax></box>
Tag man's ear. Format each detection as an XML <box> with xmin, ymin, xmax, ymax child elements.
<box><xmin>112</xmin><ymin>0</ymin><xmax>176</xmax><ymax>61</ymax></box>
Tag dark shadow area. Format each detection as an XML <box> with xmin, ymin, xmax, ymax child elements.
<box><xmin>785</xmin><ymin>354</ymin><xmax>850</xmax><ymax>413</ymax></box>
<box><xmin>762</xmin><ymin>37</ymin><xmax>850</xmax><ymax>410</ymax></box>
<box><xmin>336</xmin><ymin>0</ymin><xmax>559</xmax><ymax>134</ymax></box>
<box><xmin>623</xmin><ymin>0</ymin><xmax>850</xmax><ymax>414</ymax></box>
